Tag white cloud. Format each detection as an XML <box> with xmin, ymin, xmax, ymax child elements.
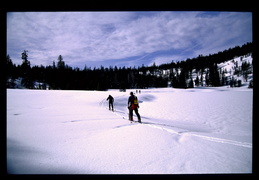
<box><xmin>7</xmin><ymin>11</ymin><xmax>252</xmax><ymax>68</ymax></box>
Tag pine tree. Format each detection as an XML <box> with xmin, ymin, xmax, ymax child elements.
<box><xmin>214</xmin><ymin>64</ymin><xmax>221</xmax><ymax>86</ymax></box>
<box><xmin>188</xmin><ymin>78</ymin><xmax>194</xmax><ymax>88</ymax></box>
<box><xmin>200</xmin><ymin>69</ymin><xmax>204</xmax><ymax>86</ymax></box>
<box><xmin>57</xmin><ymin>55</ymin><xmax>65</xmax><ymax>69</ymax></box>
<box><xmin>208</xmin><ymin>63</ymin><xmax>220</xmax><ymax>86</ymax></box>
<box><xmin>52</xmin><ymin>61</ymin><xmax>56</xmax><ymax>69</ymax></box>
<box><xmin>179</xmin><ymin>69</ymin><xmax>187</xmax><ymax>88</ymax></box>
<box><xmin>221</xmin><ymin>69</ymin><xmax>226</xmax><ymax>85</ymax></box>
<box><xmin>205</xmin><ymin>70</ymin><xmax>209</xmax><ymax>86</ymax></box>
<box><xmin>195</xmin><ymin>75</ymin><xmax>200</xmax><ymax>87</ymax></box>
<box><xmin>6</xmin><ymin>55</ymin><xmax>14</xmax><ymax>78</ymax></box>
<box><xmin>21</xmin><ymin>50</ymin><xmax>33</xmax><ymax>88</ymax></box>
<box><xmin>6</xmin><ymin>55</ymin><xmax>16</xmax><ymax>88</ymax></box>
<box><xmin>21</xmin><ymin>50</ymin><xmax>30</xmax><ymax>69</ymax></box>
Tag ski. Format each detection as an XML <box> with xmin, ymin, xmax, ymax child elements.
<box><xmin>130</xmin><ymin>120</ymin><xmax>141</xmax><ymax>124</ymax></box>
<box><xmin>122</xmin><ymin>115</ymin><xmax>141</xmax><ymax>123</ymax></box>
<box><xmin>106</xmin><ymin>106</ymin><xmax>142</xmax><ymax>124</ymax></box>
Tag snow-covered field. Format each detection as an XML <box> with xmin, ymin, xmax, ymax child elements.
<box><xmin>7</xmin><ymin>87</ymin><xmax>253</xmax><ymax>174</ymax></box>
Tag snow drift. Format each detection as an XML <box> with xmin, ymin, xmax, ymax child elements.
<box><xmin>7</xmin><ymin>87</ymin><xmax>253</xmax><ymax>174</ymax></box>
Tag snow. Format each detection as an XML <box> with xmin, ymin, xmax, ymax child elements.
<box><xmin>217</xmin><ymin>54</ymin><xmax>253</xmax><ymax>84</ymax></box>
<box><xmin>7</xmin><ymin>87</ymin><xmax>253</xmax><ymax>174</ymax></box>
<box><xmin>191</xmin><ymin>54</ymin><xmax>253</xmax><ymax>87</ymax></box>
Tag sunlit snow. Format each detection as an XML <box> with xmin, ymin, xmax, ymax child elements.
<box><xmin>7</xmin><ymin>87</ymin><xmax>252</xmax><ymax>174</ymax></box>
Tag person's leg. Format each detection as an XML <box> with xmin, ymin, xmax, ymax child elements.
<box><xmin>129</xmin><ymin>108</ymin><xmax>133</xmax><ymax>121</ymax></box>
<box><xmin>134</xmin><ymin>108</ymin><xmax>141</xmax><ymax>122</ymax></box>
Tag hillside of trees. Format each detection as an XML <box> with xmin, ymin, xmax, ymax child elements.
<box><xmin>6</xmin><ymin>42</ymin><xmax>253</xmax><ymax>90</ymax></box>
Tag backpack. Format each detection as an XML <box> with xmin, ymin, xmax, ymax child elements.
<box><xmin>133</xmin><ymin>95</ymin><xmax>138</xmax><ymax>105</ymax></box>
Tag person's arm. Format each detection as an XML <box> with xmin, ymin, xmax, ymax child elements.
<box><xmin>128</xmin><ymin>97</ymin><xmax>131</xmax><ymax>107</ymax></box>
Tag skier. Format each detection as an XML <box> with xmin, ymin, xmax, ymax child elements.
<box><xmin>128</xmin><ymin>92</ymin><xmax>141</xmax><ymax>123</ymax></box>
<box><xmin>106</xmin><ymin>95</ymin><xmax>114</xmax><ymax>111</ymax></box>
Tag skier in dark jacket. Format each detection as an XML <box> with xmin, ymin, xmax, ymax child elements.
<box><xmin>128</xmin><ymin>92</ymin><xmax>141</xmax><ymax>123</ymax></box>
<box><xmin>107</xmin><ymin>95</ymin><xmax>114</xmax><ymax>111</ymax></box>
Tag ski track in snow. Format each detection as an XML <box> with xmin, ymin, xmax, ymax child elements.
<box><xmin>142</xmin><ymin>123</ymin><xmax>252</xmax><ymax>148</ymax></box>
<box><xmin>100</xmin><ymin>94</ymin><xmax>252</xmax><ymax>149</ymax></box>
<box><xmin>7</xmin><ymin>88</ymin><xmax>252</xmax><ymax>174</ymax></box>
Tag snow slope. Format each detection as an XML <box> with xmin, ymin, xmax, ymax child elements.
<box><xmin>191</xmin><ymin>54</ymin><xmax>253</xmax><ymax>87</ymax></box>
<box><xmin>7</xmin><ymin>87</ymin><xmax>253</xmax><ymax>174</ymax></box>
<box><xmin>217</xmin><ymin>54</ymin><xmax>253</xmax><ymax>85</ymax></box>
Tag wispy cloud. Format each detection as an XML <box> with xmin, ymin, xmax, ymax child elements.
<box><xmin>7</xmin><ymin>11</ymin><xmax>252</xmax><ymax>68</ymax></box>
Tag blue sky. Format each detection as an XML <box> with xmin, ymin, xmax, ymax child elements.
<box><xmin>7</xmin><ymin>11</ymin><xmax>252</xmax><ymax>69</ymax></box>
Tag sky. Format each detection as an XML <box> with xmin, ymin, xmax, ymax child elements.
<box><xmin>7</xmin><ymin>11</ymin><xmax>252</xmax><ymax>69</ymax></box>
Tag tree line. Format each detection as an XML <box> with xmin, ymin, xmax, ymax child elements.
<box><xmin>6</xmin><ymin>42</ymin><xmax>253</xmax><ymax>90</ymax></box>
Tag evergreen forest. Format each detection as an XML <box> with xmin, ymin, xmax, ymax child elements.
<box><xmin>6</xmin><ymin>42</ymin><xmax>253</xmax><ymax>90</ymax></box>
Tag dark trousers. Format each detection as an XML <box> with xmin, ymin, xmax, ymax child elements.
<box><xmin>129</xmin><ymin>108</ymin><xmax>141</xmax><ymax>122</ymax></box>
<box><xmin>109</xmin><ymin>102</ymin><xmax>113</xmax><ymax>110</ymax></box>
